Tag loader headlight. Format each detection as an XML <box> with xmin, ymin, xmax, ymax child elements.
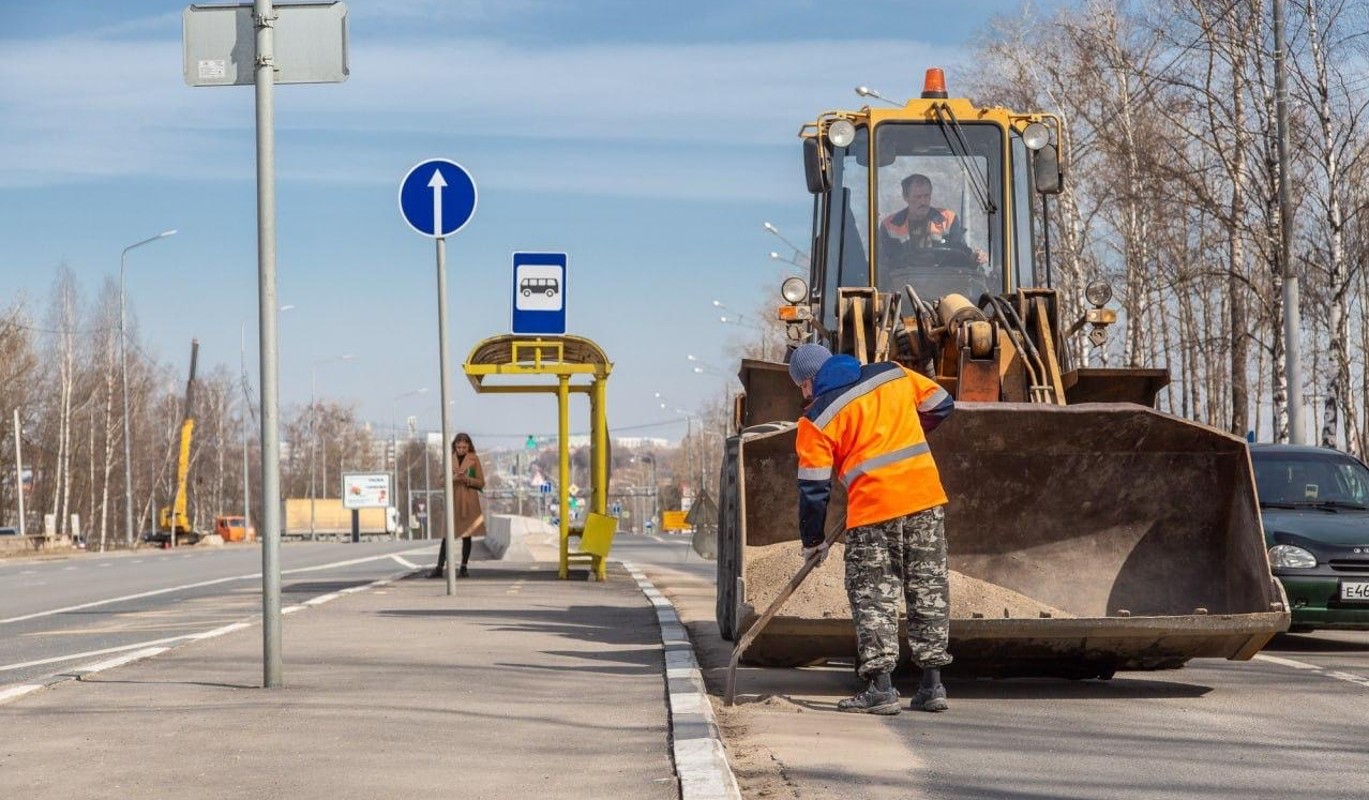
<box><xmin>1085</xmin><ymin>280</ymin><xmax>1113</xmax><ymax>307</ymax></box>
<box><xmin>1269</xmin><ymin>544</ymin><xmax>1317</xmax><ymax>569</ymax></box>
<box><xmin>781</xmin><ymin>277</ymin><xmax>809</xmax><ymax>304</ymax></box>
<box><xmin>827</xmin><ymin>120</ymin><xmax>856</xmax><ymax>148</ymax></box>
<box><xmin>1022</xmin><ymin>122</ymin><xmax>1051</xmax><ymax>151</ymax></box>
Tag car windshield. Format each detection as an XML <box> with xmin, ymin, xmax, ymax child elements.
<box><xmin>1253</xmin><ymin>451</ymin><xmax>1369</xmax><ymax>507</ymax></box>
<box><xmin>874</xmin><ymin>121</ymin><xmax>1004</xmax><ymax>301</ymax></box>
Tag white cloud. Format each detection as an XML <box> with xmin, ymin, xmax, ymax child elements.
<box><xmin>0</xmin><ymin>30</ymin><xmax>965</xmax><ymax>195</ymax></box>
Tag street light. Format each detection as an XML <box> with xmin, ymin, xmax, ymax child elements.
<box><xmin>854</xmin><ymin>85</ymin><xmax>902</xmax><ymax>107</ymax></box>
<box><xmin>310</xmin><ymin>353</ymin><xmax>355</xmax><ymax>537</ymax></box>
<box><xmin>120</xmin><ymin>228</ymin><xmax>177</xmax><ymax>545</ymax></box>
<box><xmin>762</xmin><ymin>221</ymin><xmax>810</xmax><ymax>268</ymax></box>
<box><xmin>240</xmin><ymin>304</ymin><xmax>295</xmax><ymax>542</ymax></box>
<box><xmin>391</xmin><ymin>387</ymin><xmax>428</xmax><ymax>534</ymax></box>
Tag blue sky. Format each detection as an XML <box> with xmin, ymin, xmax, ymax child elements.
<box><xmin>0</xmin><ymin>0</ymin><xmax>1033</xmax><ymax>448</ymax></box>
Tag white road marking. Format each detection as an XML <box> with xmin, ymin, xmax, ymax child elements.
<box><xmin>0</xmin><ymin>684</ymin><xmax>44</xmax><ymax>704</ymax></box>
<box><xmin>390</xmin><ymin>555</ymin><xmax>419</xmax><ymax>569</ymax></box>
<box><xmin>1255</xmin><ymin>653</ymin><xmax>1369</xmax><ymax>687</ymax></box>
<box><xmin>0</xmin><ymin>634</ymin><xmax>194</xmax><ymax>672</ymax></box>
<box><xmin>73</xmin><ymin>647</ymin><xmax>169</xmax><ymax>675</ymax></box>
<box><xmin>0</xmin><ymin>547</ymin><xmax>434</xmax><ymax>626</ymax></box>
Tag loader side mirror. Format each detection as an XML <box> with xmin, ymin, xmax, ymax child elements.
<box><xmin>803</xmin><ymin>138</ymin><xmax>830</xmax><ymax>194</ymax></box>
<box><xmin>1034</xmin><ymin>144</ymin><xmax>1063</xmax><ymax>195</ymax></box>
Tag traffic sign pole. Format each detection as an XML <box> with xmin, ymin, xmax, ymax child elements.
<box><xmin>436</xmin><ymin>235</ymin><xmax>458</xmax><ymax>595</ymax></box>
<box><xmin>397</xmin><ymin>157</ymin><xmax>476</xmax><ymax>596</ymax></box>
<box><xmin>254</xmin><ymin>0</ymin><xmax>284</xmax><ymax>690</ymax></box>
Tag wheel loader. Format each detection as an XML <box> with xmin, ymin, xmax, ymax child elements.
<box><xmin>716</xmin><ymin>69</ymin><xmax>1289</xmax><ymax>679</ymax></box>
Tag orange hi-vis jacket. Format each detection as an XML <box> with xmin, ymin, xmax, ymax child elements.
<box><xmin>796</xmin><ymin>357</ymin><xmax>953</xmax><ymax>548</ymax></box>
<box><xmin>880</xmin><ymin>206</ymin><xmax>957</xmax><ymax>244</ymax></box>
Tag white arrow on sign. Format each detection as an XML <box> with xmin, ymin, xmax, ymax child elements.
<box><xmin>428</xmin><ymin>169</ymin><xmax>447</xmax><ymax>234</ymax></box>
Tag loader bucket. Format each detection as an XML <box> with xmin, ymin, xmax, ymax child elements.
<box><xmin>720</xmin><ymin>403</ymin><xmax>1289</xmax><ymax>677</ymax></box>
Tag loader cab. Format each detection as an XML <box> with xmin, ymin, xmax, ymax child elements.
<box><xmin>799</xmin><ymin>70</ymin><xmax>1063</xmax><ymax>337</ymax></box>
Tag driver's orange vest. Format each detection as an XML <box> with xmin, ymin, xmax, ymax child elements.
<box><xmin>881</xmin><ymin>207</ymin><xmax>956</xmax><ymax>243</ymax></box>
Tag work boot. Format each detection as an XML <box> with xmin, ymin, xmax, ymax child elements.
<box><xmin>458</xmin><ymin>565</ymin><xmax>469</xmax><ymax>579</ymax></box>
<box><xmin>910</xmin><ymin>668</ymin><xmax>949</xmax><ymax>712</ymax></box>
<box><xmin>428</xmin><ymin>567</ymin><xmax>443</xmax><ymax>579</ymax></box>
<box><xmin>837</xmin><ymin>673</ymin><xmax>900</xmax><ymax>715</ymax></box>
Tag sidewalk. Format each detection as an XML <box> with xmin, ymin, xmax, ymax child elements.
<box><xmin>1</xmin><ymin>562</ymin><xmax>678</xmax><ymax>799</ymax></box>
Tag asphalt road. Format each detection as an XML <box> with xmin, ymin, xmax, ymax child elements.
<box><xmin>622</xmin><ymin>533</ymin><xmax>1369</xmax><ymax>800</ymax></box>
<box><xmin>0</xmin><ymin>540</ymin><xmax>438</xmax><ymax>687</ymax></box>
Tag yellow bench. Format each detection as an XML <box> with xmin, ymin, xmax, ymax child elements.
<box><xmin>563</xmin><ymin>511</ymin><xmax>618</xmax><ymax>581</ymax></box>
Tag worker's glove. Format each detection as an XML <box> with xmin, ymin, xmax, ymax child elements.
<box><xmin>801</xmin><ymin>541</ymin><xmax>829</xmax><ymax>566</ymax></box>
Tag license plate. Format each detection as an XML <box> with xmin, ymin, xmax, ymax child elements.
<box><xmin>1342</xmin><ymin>581</ymin><xmax>1369</xmax><ymax>602</ymax></box>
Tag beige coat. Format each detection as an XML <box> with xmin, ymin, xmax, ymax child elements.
<box><xmin>453</xmin><ymin>452</ymin><xmax>486</xmax><ymax>539</ymax></box>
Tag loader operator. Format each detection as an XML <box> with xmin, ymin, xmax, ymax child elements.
<box><xmin>877</xmin><ymin>173</ymin><xmax>987</xmax><ymax>267</ymax></box>
<box><xmin>789</xmin><ymin>342</ymin><xmax>955</xmax><ymax>715</ymax></box>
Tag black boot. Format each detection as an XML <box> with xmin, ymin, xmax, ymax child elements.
<box><xmin>458</xmin><ymin>565</ymin><xmax>469</xmax><ymax>578</ymax></box>
<box><xmin>837</xmin><ymin>672</ymin><xmax>900</xmax><ymax>715</ymax></box>
<box><xmin>910</xmin><ymin>667</ymin><xmax>948</xmax><ymax>712</ymax></box>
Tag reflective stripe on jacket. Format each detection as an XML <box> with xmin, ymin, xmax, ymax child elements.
<box><xmin>796</xmin><ymin>360</ymin><xmax>952</xmax><ymax>547</ymax></box>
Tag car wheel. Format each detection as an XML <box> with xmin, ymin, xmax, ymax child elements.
<box><xmin>522</xmin><ymin>289</ymin><xmax>531</xmax><ymax>297</ymax></box>
<box><xmin>546</xmin><ymin>289</ymin><xmax>555</xmax><ymax>297</ymax></box>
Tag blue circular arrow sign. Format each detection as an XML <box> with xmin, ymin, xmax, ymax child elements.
<box><xmin>398</xmin><ymin>158</ymin><xmax>477</xmax><ymax>238</ymax></box>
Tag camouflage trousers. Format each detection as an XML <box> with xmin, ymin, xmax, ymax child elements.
<box><xmin>844</xmin><ymin>506</ymin><xmax>952</xmax><ymax>678</ymax></box>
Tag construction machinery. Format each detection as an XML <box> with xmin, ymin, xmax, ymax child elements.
<box><xmin>716</xmin><ymin>69</ymin><xmax>1289</xmax><ymax>679</ymax></box>
<box><xmin>156</xmin><ymin>340</ymin><xmax>200</xmax><ymax>545</ymax></box>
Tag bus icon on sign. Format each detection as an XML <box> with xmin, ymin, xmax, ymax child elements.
<box><xmin>520</xmin><ymin>277</ymin><xmax>559</xmax><ymax>298</ymax></box>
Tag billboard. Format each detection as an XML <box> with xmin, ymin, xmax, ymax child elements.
<box><xmin>342</xmin><ymin>473</ymin><xmax>390</xmax><ymax>509</ymax></box>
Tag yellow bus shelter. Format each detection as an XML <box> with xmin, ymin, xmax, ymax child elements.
<box><xmin>463</xmin><ymin>335</ymin><xmax>615</xmax><ymax>579</ymax></box>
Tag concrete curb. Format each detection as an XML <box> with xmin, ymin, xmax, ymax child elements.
<box><xmin>0</xmin><ymin>567</ymin><xmax>421</xmax><ymax>707</ymax></box>
<box><xmin>622</xmin><ymin>561</ymin><xmax>742</xmax><ymax>800</ymax></box>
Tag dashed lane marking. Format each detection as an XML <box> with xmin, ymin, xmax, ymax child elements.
<box><xmin>0</xmin><ymin>547</ymin><xmax>436</xmax><ymax>626</ymax></box>
<box><xmin>1255</xmin><ymin>653</ymin><xmax>1369</xmax><ymax>688</ymax></box>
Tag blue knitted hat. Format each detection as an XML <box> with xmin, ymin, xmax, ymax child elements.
<box><xmin>788</xmin><ymin>343</ymin><xmax>832</xmax><ymax>385</ymax></box>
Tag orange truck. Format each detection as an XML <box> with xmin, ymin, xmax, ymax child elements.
<box><xmin>215</xmin><ymin>515</ymin><xmax>256</xmax><ymax>543</ymax></box>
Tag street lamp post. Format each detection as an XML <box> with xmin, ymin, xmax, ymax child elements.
<box><xmin>763</xmin><ymin>221</ymin><xmax>811</xmax><ymax>268</ymax></box>
<box><xmin>391</xmin><ymin>387</ymin><xmax>428</xmax><ymax>535</ymax></box>
<box><xmin>309</xmin><ymin>354</ymin><xmax>354</xmax><ymax>537</ymax></box>
<box><xmin>120</xmin><ymin>229</ymin><xmax>177</xmax><ymax>545</ymax></box>
<box><xmin>239</xmin><ymin>305</ymin><xmax>293</xmax><ymax>542</ymax></box>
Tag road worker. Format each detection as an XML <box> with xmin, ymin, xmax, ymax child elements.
<box><xmin>789</xmin><ymin>342</ymin><xmax>955</xmax><ymax>714</ymax></box>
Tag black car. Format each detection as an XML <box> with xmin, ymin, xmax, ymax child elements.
<box><xmin>1251</xmin><ymin>444</ymin><xmax>1369</xmax><ymax>631</ymax></box>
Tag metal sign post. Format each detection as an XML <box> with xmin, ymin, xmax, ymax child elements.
<box><xmin>398</xmin><ymin>159</ymin><xmax>478</xmax><ymax>595</ymax></box>
<box><xmin>183</xmin><ymin>0</ymin><xmax>348</xmax><ymax>689</ymax></box>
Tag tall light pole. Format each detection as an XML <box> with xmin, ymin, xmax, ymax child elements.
<box><xmin>120</xmin><ymin>229</ymin><xmax>177</xmax><ymax>546</ymax></box>
<box><xmin>763</xmin><ymin>221</ymin><xmax>811</xmax><ymax>268</ymax></box>
<box><xmin>309</xmin><ymin>353</ymin><xmax>354</xmax><ymax>537</ymax></box>
<box><xmin>240</xmin><ymin>305</ymin><xmax>293</xmax><ymax>541</ymax></box>
<box><xmin>391</xmin><ymin>387</ymin><xmax>427</xmax><ymax>531</ymax></box>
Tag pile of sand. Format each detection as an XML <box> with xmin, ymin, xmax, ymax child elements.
<box><xmin>743</xmin><ymin>541</ymin><xmax>1075</xmax><ymax>620</ymax></box>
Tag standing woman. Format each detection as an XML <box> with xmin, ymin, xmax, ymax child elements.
<box><xmin>430</xmin><ymin>432</ymin><xmax>486</xmax><ymax>578</ymax></box>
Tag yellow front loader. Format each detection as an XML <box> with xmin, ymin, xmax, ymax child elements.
<box><xmin>715</xmin><ymin>70</ymin><xmax>1288</xmax><ymax>679</ymax></box>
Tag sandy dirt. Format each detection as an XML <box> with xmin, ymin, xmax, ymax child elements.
<box><xmin>744</xmin><ymin>541</ymin><xmax>1075</xmax><ymax>619</ymax></box>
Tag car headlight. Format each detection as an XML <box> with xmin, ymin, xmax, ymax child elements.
<box><xmin>781</xmin><ymin>277</ymin><xmax>809</xmax><ymax>304</ymax></box>
<box><xmin>1269</xmin><ymin>544</ymin><xmax>1317</xmax><ymax>569</ymax></box>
